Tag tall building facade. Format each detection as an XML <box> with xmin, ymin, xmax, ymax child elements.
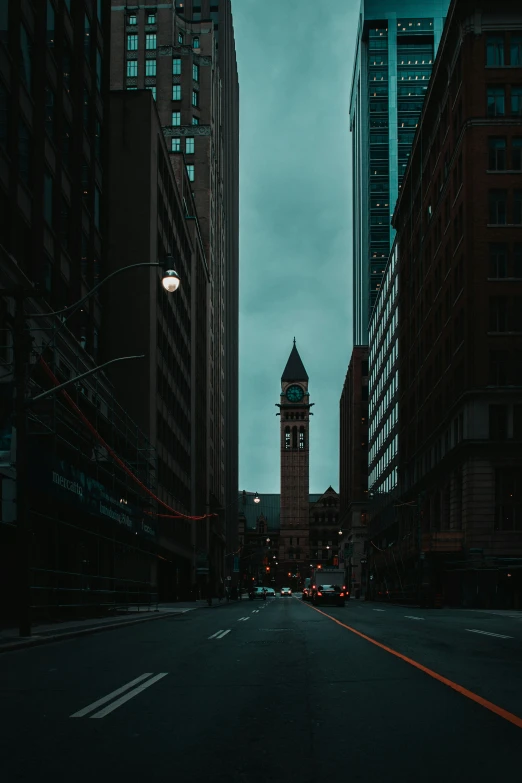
<box><xmin>0</xmin><ymin>1</ymin><xmax>164</xmax><ymax>624</ymax></box>
<box><xmin>391</xmin><ymin>0</ymin><xmax>522</xmax><ymax>608</ymax></box>
<box><xmin>350</xmin><ymin>0</ymin><xmax>449</xmax><ymax>343</ymax></box>
<box><xmin>109</xmin><ymin>1</ymin><xmax>239</xmax><ymax>584</ymax></box>
<box><xmin>277</xmin><ymin>342</ymin><xmax>312</xmax><ymax>581</ymax></box>
<box><xmin>339</xmin><ymin>347</ymin><xmax>369</xmax><ymax>597</ymax></box>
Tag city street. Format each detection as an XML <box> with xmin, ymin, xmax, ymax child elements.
<box><xmin>1</xmin><ymin>597</ymin><xmax>521</xmax><ymax>782</ymax></box>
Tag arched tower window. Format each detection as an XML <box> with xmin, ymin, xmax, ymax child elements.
<box><xmin>299</xmin><ymin>427</ymin><xmax>305</xmax><ymax>449</ymax></box>
<box><xmin>285</xmin><ymin>427</ymin><xmax>291</xmax><ymax>449</ymax></box>
<box><xmin>292</xmin><ymin>426</ymin><xmax>297</xmax><ymax>449</ymax></box>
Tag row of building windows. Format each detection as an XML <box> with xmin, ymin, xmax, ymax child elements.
<box><xmin>488</xmin><ymin>137</ymin><xmax>522</xmax><ymax>170</ymax></box>
<box><xmin>128</xmin><ymin>12</ymin><xmax>157</xmax><ymax>26</ymax></box>
<box><xmin>127</xmin><ymin>58</ymin><xmax>199</xmax><ymax>81</ymax></box>
<box><xmin>486</xmin><ymin>33</ymin><xmax>522</xmax><ymax>67</ymax></box>
<box><xmin>284</xmin><ymin>427</ymin><xmax>306</xmax><ymax>449</ymax></box>
<box><xmin>488</xmin><ymin>189</ymin><xmax>522</xmax><ymax>225</ymax></box>
<box><xmin>126</xmin><ymin>32</ymin><xmax>200</xmax><ymax>50</ymax></box>
<box><xmin>487</xmin><ymin>85</ymin><xmax>522</xmax><ymax>116</ymax></box>
<box><xmin>170</xmin><ymin>137</ymin><xmax>195</xmax><ymax>154</ymax></box>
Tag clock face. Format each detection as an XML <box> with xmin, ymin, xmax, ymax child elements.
<box><xmin>286</xmin><ymin>385</ymin><xmax>304</xmax><ymax>403</ymax></box>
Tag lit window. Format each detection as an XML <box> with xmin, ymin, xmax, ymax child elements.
<box><xmin>145</xmin><ymin>33</ymin><xmax>156</xmax><ymax>50</ymax></box>
<box><xmin>127</xmin><ymin>34</ymin><xmax>138</xmax><ymax>51</ymax></box>
<box><xmin>171</xmin><ymin>138</ymin><xmax>181</xmax><ymax>152</ymax></box>
<box><xmin>127</xmin><ymin>60</ymin><xmax>138</xmax><ymax>77</ymax></box>
<box><xmin>193</xmin><ymin>37</ymin><xmax>200</xmax><ymax>49</ymax></box>
<box><xmin>173</xmin><ymin>57</ymin><xmax>181</xmax><ymax>75</ymax></box>
<box><xmin>487</xmin><ymin>86</ymin><xmax>505</xmax><ymax>116</ymax></box>
<box><xmin>486</xmin><ymin>34</ymin><xmax>505</xmax><ymax>66</ymax></box>
<box><xmin>147</xmin><ymin>13</ymin><xmax>156</xmax><ymax>24</ymax></box>
<box><xmin>145</xmin><ymin>59</ymin><xmax>156</xmax><ymax>76</ymax></box>
<box><xmin>513</xmin><ymin>138</ymin><xmax>522</xmax><ymax>171</ymax></box>
<box><xmin>128</xmin><ymin>14</ymin><xmax>137</xmax><ymax>25</ymax></box>
<box><xmin>185</xmin><ymin>137</ymin><xmax>194</xmax><ymax>154</ymax></box>
<box><xmin>126</xmin><ymin>86</ymin><xmax>138</xmax><ymax>90</ymax></box>
<box><xmin>512</xmin><ymin>86</ymin><xmax>522</xmax><ymax>117</ymax></box>
<box><xmin>511</xmin><ymin>35</ymin><xmax>522</xmax><ymax>66</ymax></box>
<box><xmin>192</xmin><ymin>116</ymin><xmax>199</xmax><ymax>125</ymax></box>
<box><xmin>488</xmin><ymin>138</ymin><xmax>506</xmax><ymax>170</ymax></box>
<box><xmin>172</xmin><ymin>84</ymin><xmax>181</xmax><ymax>100</ymax></box>
<box><xmin>172</xmin><ymin>111</ymin><xmax>181</xmax><ymax>125</ymax></box>
<box><xmin>178</xmin><ymin>31</ymin><xmax>183</xmax><ymax>44</ymax></box>
<box><xmin>186</xmin><ymin>164</ymin><xmax>195</xmax><ymax>181</ymax></box>
<box><xmin>192</xmin><ymin>90</ymin><xmax>199</xmax><ymax>107</ymax></box>
<box><xmin>193</xmin><ymin>63</ymin><xmax>199</xmax><ymax>81</ymax></box>
<box><xmin>147</xmin><ymin>86</ymin><xmax>156</xmax><ymax>101</ymax></box>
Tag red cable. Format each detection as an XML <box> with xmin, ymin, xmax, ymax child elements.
<box><xmin>39</xmin><ymin>358</ymin><xmax>217</xmax><ymax>521</ymax></box>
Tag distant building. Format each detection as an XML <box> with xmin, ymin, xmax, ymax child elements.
<box><xmin>350</xmin><ymin>0</ymin><xmax>449</xmax><ymax>343</ymax></box>
<box><xmin>339</xmin><ymin>347</ymin><xmax>369</xmax><ymax>597</ymax></box>
<box><xmin>391</xmin><ymin>0</ymin><xmax>522</xmax><ymax>609</ymax></box>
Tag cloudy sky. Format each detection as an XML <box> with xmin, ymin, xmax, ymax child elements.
<box><xmin>234</xmin><ymin>0</ymin><xmax>360</xmax><ymax>494</ymax></box>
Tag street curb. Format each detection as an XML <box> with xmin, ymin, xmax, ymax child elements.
<box><xmin>0</xmin><ymin>611</ymin><xmax>184</xmax><ymax>654</ymax></box>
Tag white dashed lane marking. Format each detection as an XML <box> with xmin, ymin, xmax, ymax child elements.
<box><xmin>208</xmin><ymin>629</ymin><xmax>231</xmax><ymax>639</ymax></box>
<box><xmin>404</xmin><ymin>615</ymin><xmax>425</xmax><ymax>621</ymax></box>
<box><xmin>466</xmin><ymin>629</ymin><xmax>513</xmax><ymax>639</ymax></box>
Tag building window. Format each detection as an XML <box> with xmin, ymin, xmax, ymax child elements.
<box><xmin>489</xmin><ymin>243</ymin><xmax>507</xmax><ymax>278</ymax></box>
<box><xmin>512</xmin><ymin>138</ymin><xmax>522</xmax><ymax>171</ymax></box>
<box><xmin>193</xmin><ymin>36</ymin><xmax>200</xmax><ymax>48</ymax></box>
<box><xmin>192</xmin><ymin>116</ymin><xmax>199</xmax><ymax>125</ymax></box>
<box><xmin>193</xmin><ymin>63</ymin><xmax>199</xmax><ymax>81</ymax></box>
<box><xmin>178</xmin><ymin>32</ymin><xmax>183</xmax><ymax>44</ymax></box>
<box><xmin>146</xmin><ymin>33</ymin><xmax>157</xmax><ymax>50</ymax></box>
<box><xmin>487</xmin><ymin>86</ymin><xmax>505</xmax><ymax>116</ymax></box>
<box><xmin>510</xmin><ymin>87</ymin><xmax>522</xmax><ymax>120</ymax></box>
<box><xmin>171</xmin><ymin>138</ymin><xmax>181</xmax><ymax>152</ymax></box>
<box><xmin>44</xmin><ymin>172</ymin><xmax>53</xmax><ymax>225</ymax></box>
<box><xmin>486</xmin><ymin>34</ymin><xmax>505</xmax><ymax>66</ymax></box>
<box><xmin>285</xmin><ymin>427</ymin><xmax>291</xmax><ymax>449</ymax></box>
<box><xmin>299</xmin><ymin>428</ymin><xmax>306</xmax><ymax>449</ymax></box>
<box><xmin>172</xmin><ymin>111</ymin><xmax>180</xmax><ymax>126</ymax></box>
<box><xmin>128</xmin><ymin>13</ymin><xmax>137</xmax><ymax>25</ymax></box>
<box><xmin>511</xmin><ymin>35</ymin><xmax>522</xmax><ymax>66</ymax></box>
<box><xmin>127</xmin><ymin>60</ymin><xmax>138</xmax><ymax>77</ymax></box>
<box><xmin>495</xmin><ymin>469</ymin><xmax>522</xmax><ymax>531</ymax></box>
<box><xmin>515</xmin><ymin>244</ymin><xmax>522</xmax><ymax>278</ymax></box>
<box><xmin>172</xmin><ymin>84</ymin><xmax>181</xmax><ymax>100</ymax></box>
<box><xmin>192</xmin><ymin>90</ymin><xmax>199</xmax><ymax>107</ymax></box>
<box><xmin>147</xmin><ymin>86</ymin><xmax>156</xmax><ymax>100</ymax></box>
<box><xmin>127</xmin><ymin>86</ymin><xmax>138</xmax><ymax>91</ymax></box>
<box><xmin>488</xmin><ymin>137</ymin><xmax>506</xmax><ymax>170</ymax></box>
<box><xmin>489</xmin><ymin>190</ymin><xmax>507</xmax><ymax>224</ymax></box>
<box><xmin>20</xmin><ymin>25</ymin><xmax>32</xmax><ymax>91</ymax></box>
<box><xmin>489</xmin><ymin>351</ymin><xmax>509</xmax><ymax>385</ymax></box>
<box><xmin>489</xmin><ymin>297</ymin><xmax>508</xmax><ymax>331</ymax></box>
<box><xmin>127</xmin><ymin>34</ymin><xmax>138</xmax><ymax>51</ymax></box>
<box><xmin>514</xmin><ymin>190</ymin><xmax>522</xmax><ymax>225</ymax></box>
<box><xmin>185</xmin><ymin>137</ymin><xmax>194</xmax><ymax>154</ymax></box>
<box><xmin>96</xmin><ymin>48</ymin><xmax>102</xmax><ymax>90</ymax></box>
<box><xmin>45</xmin><ymin>86</ymin><xmax>54</xmax><ymax>139</ymax></box>
<box><xmin>186</xmin><ymin>164</ymin><xmax>195</xmax><ymax>181</ymax></box>
<box><xmin>47</xmin><ymin>1</ymin><xmax>55</xmax><ymax>47</ymax></box>
<box><xmin>147</xmin><ymin>13</ymin><xmax>156</xmax><ymax>24</ymax></box>
<box><xmin>145</xmin><ymin>59</ymin><xmax>156</xmax><ymax>76</ymax></box>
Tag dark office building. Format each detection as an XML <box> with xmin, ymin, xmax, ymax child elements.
<box><xmin>0</xmin><ymin>1</ymin><xmax>163</xmax><ymax>625</ymax></box>
<box><xmin>109</xmin><ymin>0</ymin><xmax>239</xmax><ymax>583</ymax></box>
<box><xmin>392</xmin><ymin>0</ymin><xmax>522</xmax><ymax>608</ymax></box>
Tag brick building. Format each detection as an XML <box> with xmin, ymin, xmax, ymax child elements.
<box><xmin>393</xmin><ymin>0</ymin><xmax>522</xmax><ymax>608</ymax></box>
<box><xmin>109</xmin><ymin>1</ymin><xmax>239</xmax><ymax>591</ymax></box>
<box><xmin>339</xmin><ymin>346</ymin><xmax>369</xmax><ymax>598</ymax></box>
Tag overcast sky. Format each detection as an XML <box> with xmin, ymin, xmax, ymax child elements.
<box><xmin>234</xmin><ymin>0</ymin><xmax>360</xmax><ymax>494</ymax></box>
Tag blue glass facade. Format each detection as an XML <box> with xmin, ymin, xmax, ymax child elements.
<box><xmin>350</xmin><ymin>0</ymin><xmax>449</xmax><ymax>344</ymax></box>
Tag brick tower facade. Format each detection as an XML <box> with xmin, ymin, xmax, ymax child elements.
<box><xmin>277</xmin><ymin>341</ymin><xmax>313</xmax><ymax>583</ymax></box>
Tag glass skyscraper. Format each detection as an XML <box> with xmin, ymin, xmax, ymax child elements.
<box><xmin>350</xmin><ymin>0</ymin><xmax>450</xmax><ymax>344</ymax></box>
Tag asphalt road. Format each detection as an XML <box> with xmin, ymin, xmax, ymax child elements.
<box><xmin>1</xmin><ymin>597</ymin><xmax>522</xmax><ymax>783</ymax></box>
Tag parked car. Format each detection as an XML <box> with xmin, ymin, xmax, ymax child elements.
<box><xmin>280</xmin><ymin>587</ymin><xmax>292</xmax><ymax>597</ymax></box>
<box><xmin>312</xmin><ymin>584</ymin><xmax>346</xmax><ymax>607</ymax></box>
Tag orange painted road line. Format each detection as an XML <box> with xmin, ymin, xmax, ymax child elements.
<box><xmin>306</xmin><ymin>603</ymin><xmax>522</xmax><ymax>731</ymax></box>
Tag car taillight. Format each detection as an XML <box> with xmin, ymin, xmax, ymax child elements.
<box><xmin>317</xmin><ymin>591</ymin><xmax>322</xmax><ymax>596</ymax></box>
<box><xmin>339</xmin><ymin>592</ymin><xmax>344</xmax><ymax>597</ymax></box>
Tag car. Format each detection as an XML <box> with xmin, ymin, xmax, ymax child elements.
<box><xmin>311</xmin><ymin>584</ymin><xmax>346</xmax><ymax>607</ymax></box>
<box><xmin>280</xmin><ymin>587</ymin><xmax>292</xmax><ymax>597</ymax></box>
<box><xmin>251</xmin><ymin>586</ymin><xmax>275</xmax><ymax>599</ymax></box>
<box><xmin>302</xmin><ymin>587</ymin><xmax>310</xmax><ymax>601</ymax></box>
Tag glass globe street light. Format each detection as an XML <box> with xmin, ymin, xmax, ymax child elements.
<box><xmin>254</xmin><ymin>492</ymin><xmax>260</xmax><ymax>504</ymax></box>
<box><xmin>161</xmin><ymin>256</ymin><xmax>181</xmax><ymax>292</ymax></box>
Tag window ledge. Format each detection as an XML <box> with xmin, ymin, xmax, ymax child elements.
<box><xmin>487</xmin><ymin>223</ymin><xmax>522</xmax><ymax>227</ymax></box>
<box><xmin>486</xmin><ymin>169</ymin><xmax>522</xmax><ymax>174</ymax></box>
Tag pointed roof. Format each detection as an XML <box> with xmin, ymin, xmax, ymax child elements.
<box><xmin>281</xmin><ymin>339</ymin><xmax>308</xmax><ymax>382</ymax></box>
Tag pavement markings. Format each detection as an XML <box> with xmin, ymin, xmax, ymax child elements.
<box><xmin>373</xmin><ymin>609</ymin><xmax>386</xmax><ymax>612</ymax></box>
<box><xmin>208</xmin><ymin>629</ymin><xmax>231</xmax><ymax>640</ymax></box>
<box><xmin>252</xmin><ymin>610</ymin><xmax>259</xmax><ymax>613</ymax></box>
<box><xmin>70</xmin><ymin>673</ymin><xmax>167</xmax><ymax>719</ymax></box>
<box><xmin>305</xmin><ymin>602</ymin><xmax>522</xmax><ymax>731</ymax></box>
<box><xmin>404</xmin><ymin>615</ymin><xmax>425</xmax><ymax>621</ymax></box>
<box><xmin>237</xmin><ymin>617</ymin><xmax>250</xmax><ymax>622</ymax></box>
<box><xmin>466</xmin><ymin>629</ymin><xmax>513</xmax><ymax>639</ymax></box>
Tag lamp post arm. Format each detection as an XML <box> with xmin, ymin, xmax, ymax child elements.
<box><xmin>29</xmin><ymin>354</ymin><xmax>145</xmax><ymax>405</ymax></box>
<box><xmin>26</xmin><ymin>262</ymin><xmax>162</xmax><ymax>318</ymax></box>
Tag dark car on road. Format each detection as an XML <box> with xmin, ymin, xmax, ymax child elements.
<box><xmin>312</xmin><ymin>584</ymin><xmax>346</xmax><ymax>607</ymax></box>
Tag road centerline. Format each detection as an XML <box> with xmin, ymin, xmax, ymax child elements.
<box><xmin>70</xmin><ymin>673</ymin><xmax>154</xmax><ymax>718</ymax></box>
<box><xmin>304</xmin><ymin>602</ymin><xmax>522</xmax><ymax>730</ymax></box>
<box><xmin>89</xmin><ymin>673</ymin><xmax>168</xmax><ymax>719</ymax></box>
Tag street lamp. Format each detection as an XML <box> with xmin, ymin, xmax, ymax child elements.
<box><xmin>6</xmin><ymin>256</ymin><xmax>180</xmax><ymax>637</ymax></box>
<box><xmin>253</xmin><ymin>492</ymin><xmax>260</xmax><ymax>504</ymax></box>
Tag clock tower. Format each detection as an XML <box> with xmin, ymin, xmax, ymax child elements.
<box><xmin>276</xmin><ymin>339</ymin><xmax>313</xmax><ymax>582</ymax></box>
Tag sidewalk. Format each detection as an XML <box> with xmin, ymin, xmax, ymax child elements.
<box><xmin>0</xmin><ymin>598</ymin><xmax>241</xmax><ymax>654</ymax></box>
